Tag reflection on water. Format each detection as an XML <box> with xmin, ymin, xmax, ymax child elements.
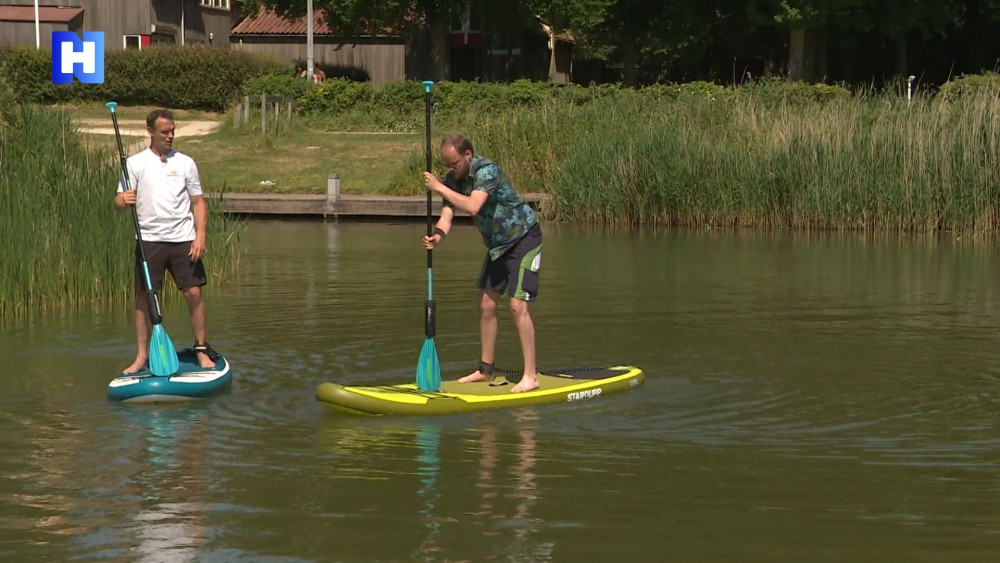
<box><xmin>315</xmin><ymin>409</ymin><xmax>551</xmax><ymax>562</ymax></box>
<box><xmin>469</xmin><ymin>409</ymin><xmax>550</xmax><ymax>562</ymax></box>
<box><xmin>414</xmin><ymin>424</ymin><xmax>442</xmax><ymax>561</ymax></box>
<box><xmin>122</xmin><ymin>406</ymin><xmax>210</xmax><ymax>563</ymax></box>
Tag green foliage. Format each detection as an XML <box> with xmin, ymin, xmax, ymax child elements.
<box><xmin>0</xmin><ymin>45</ymin><xmax>292</xmax><ymax>110</ymax></box>
<box><xmin>296</xmin><ymin>80</ymin><xmax>631</xmax><ymax>131</ymax></box>
<box><xmin>642</xmin><ymin>81</ymin><xmax>731</xmax><ymax>101</ymax></box>
<box><xmin>0</xmin><ymin>73</ymin><xmax>21</xmax><ymax>130</ymax></box>
<box><xmin>738</xmin><ymin>76</ymin><xmax>852</xmax><ymax>105</ymax></box>
<box><xmin>937</xmin><ymin>73</ymin><xmax>1000</xmax><ymax>102</ymax></box>
<box><xmin>242</xmin><ymin>73</ymin><xmax>313</xmax><ymax>98</ymax></box>
<box><xmin>379</xmin><ymin>76</ymin><xmax>998</xmax><ymax>232</ymax></box>
<box><xmin>290</xmin><ymin>77</ymin><xmax>857</xmax><ymax>134</ymax></box>
<box><xmin>0</xmin><ymin>47</ymin><xmax>50</xmax><ymax>103</ymax></box>
<box><xmin>297</xmin><ymin>77</ymin><xmax>374</xmax><ymax>114</ymax></box>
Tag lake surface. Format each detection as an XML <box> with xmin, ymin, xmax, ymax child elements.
<box><xmin>2</xmin><ymin>220</ymin><xmax>999</xmax><ymax>561</ymax></box>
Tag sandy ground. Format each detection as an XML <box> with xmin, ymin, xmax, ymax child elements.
<box><xmin>75</xmin><ymin>118</ymin><xmax>221</xmax><ymax>138</ymax></box>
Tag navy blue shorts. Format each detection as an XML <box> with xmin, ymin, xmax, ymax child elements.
<box><xmin>478</xmin><ymin>225</ymin><xmax>542</xmax><ymax>301</ymax></box>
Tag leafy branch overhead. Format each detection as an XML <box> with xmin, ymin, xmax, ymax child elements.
<box><xmin>238</xmin><ymin>0</ymin><xmax>1000</xmax><ymax>86</ymax></box>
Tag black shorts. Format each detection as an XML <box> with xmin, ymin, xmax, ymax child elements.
<box><xmin>135</xmin><ymin>241</ymin><xmax>207</xmax><ymax>292</ymax></box>
<box><xmin>478</xmin><ymin>225</ymin><xmax>542</xmax><ymax>301</ymax></box>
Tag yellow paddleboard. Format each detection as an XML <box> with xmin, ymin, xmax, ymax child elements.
<box><xmin>316</xmin><ymin>366</ymin><xmax>644</xmax><ymax>416</ymax></box>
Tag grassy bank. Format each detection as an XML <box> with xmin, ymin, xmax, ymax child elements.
<box><xmin>466</xmin><ymin>90</ymin><xmax>1000</xmax><ymax>232</ymax></box>
<box><xmin>54</xmin><ymin>75</ymin><xmax>1000</xmax><ymax>233</ymax></box>
<box><xmin>180</xmin><ymin>116</ymin><xmax>422</xmax><ymax>195</ymax></box>
<box><xmin>0</xmin><ymin>104</ymin><xmax>244</xmax><ymax>318</ymax></box>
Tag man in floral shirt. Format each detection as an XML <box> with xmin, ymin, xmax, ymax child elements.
<box><xmin>422</xmin><ymin>135</ymin><xmax>542</xmax><ymax>393</ymax></box>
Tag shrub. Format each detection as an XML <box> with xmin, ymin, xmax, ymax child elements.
<box><xmin>938</xmin><ymin>72</ymin><xmax>1000</xmax><ymax>101</ymax></box>
<box><xmin>0</xmin><ymin>45</ymin><xmax>292</xmax><ymax>109</ymax></box>
<box><xmin>242</xmin><ymin>73</ymin><xmax>312</xmax><ymax>99</ymax></box>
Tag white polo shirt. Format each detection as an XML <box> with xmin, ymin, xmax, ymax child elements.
<box><xmin>118</xmin><ymin>148</ymin><xmax>203</xmax><ymax>243</ymax></box>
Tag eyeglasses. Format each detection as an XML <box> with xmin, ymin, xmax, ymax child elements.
<box><xmin>442</xmin><ymin>151</ymin><xmax>469</xmax><ymax>169</ymax></box>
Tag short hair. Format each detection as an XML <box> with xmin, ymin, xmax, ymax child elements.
<box><xmin>442</xmin><ymin>134</ymin><xmax>474</xmax><ymax>155</ymax></box>
<box><xmin>146</xmin><ymin>109</ymin><xmax>175</xmax><ymax>129</ymax></box>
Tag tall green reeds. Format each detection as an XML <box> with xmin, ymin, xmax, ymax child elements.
<box><xmin>0</xmin><ymin>103</ymin><xmax>243</xmax><ymax>318</ymax></box>
<box><xmin>469</xmin><ymin>87</ymin><xmax>1000</xmax><ymax>232</ymax></box>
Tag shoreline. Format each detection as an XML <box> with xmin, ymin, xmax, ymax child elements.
<box><xmin>211</xmin><ymin>192</ymin><xmax>552</xmax><ymax>219</ymax></box>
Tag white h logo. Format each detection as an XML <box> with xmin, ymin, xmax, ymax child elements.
<box><xmin>61</xmin><ymin>40</ymin><xmax>96</xmax><ymax>74</ymax></box>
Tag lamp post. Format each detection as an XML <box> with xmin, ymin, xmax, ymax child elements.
<box><xmin>306</xmin><ymin>0</ymin><xmax>314</xmax><ymax>81</ymax></box>
<box><xmin>34</xmin><ymin>0</ymin><xmax>40</xmax><ymax>49</ymax></box>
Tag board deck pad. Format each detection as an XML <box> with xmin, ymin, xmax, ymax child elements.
<box><xmin>316</xmin><ymin>366</ymin><xmax>644</xmax><ymax>416</ymax></box>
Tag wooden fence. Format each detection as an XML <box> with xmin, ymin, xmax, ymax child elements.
<box><xmin>233</xmin><ymin>95</ymin><xmax>295</xmax><ymax>138</ymax></box>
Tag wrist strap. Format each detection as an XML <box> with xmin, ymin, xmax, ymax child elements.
<box><xmin>434</xmin><ymin>227</ymin><xmax>446</xmax><ymax>239</ymax></box>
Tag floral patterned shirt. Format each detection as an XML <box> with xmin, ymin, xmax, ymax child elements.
<box><xmin>442</xmin><ymin>155</ymin><xmax>539</xmax><ymax>260</ymax></box>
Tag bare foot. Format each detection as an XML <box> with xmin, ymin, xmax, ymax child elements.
<box><xmin>195</xmin><ymin>351</ymin><xmax>216</xmax><ymax>370</ymax></box>
<box><xmin>122</xmin><ymin>357</ymin><xmax>148</xmax><ymax>375</ymax></box>
<box><xmin>511</xmin><ymin>375</ymin><xmax>539</xmax><ymax>393</ymax></box>
<box><xmin>458</xmin><ymin>370</ymin><xmax>492</xmax><ymax>383</ymax></box>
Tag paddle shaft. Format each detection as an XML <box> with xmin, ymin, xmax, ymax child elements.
<box><xmin>423</xmin><ymin>82</ymin><xmax>436</xmax><ymax>339</ymax></box>
<box><xmin>424</xmin><ymin>87</ymin><xmax>433</xmax><ymax>264</ymax></box>
<box><xmin>108</xmin><ymin>108</ymin><xmax>163</xmax><ymax>326</ymax></box>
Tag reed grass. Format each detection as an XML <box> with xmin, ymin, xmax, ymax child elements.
<box><xmin>466</xmin><ymin>89</ymin><xmax>1000</xmax><ymax>233</ymax></box>
<box><xmin>0</xmin><ymin>104</ymin><xmax>244</xmax><ymax>319</ymax></box>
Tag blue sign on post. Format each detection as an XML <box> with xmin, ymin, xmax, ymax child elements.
<box><xmin>51</xmin><ymin>31</ymin><xmax>104</xmax><ymax>84</ymax></box>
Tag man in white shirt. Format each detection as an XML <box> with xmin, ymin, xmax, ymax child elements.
<box><xmin>114</xmin><ymin>109</ymin><xmax>216</xmax><ymax>373</ymax></box>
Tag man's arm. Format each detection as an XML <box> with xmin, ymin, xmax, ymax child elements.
<box><xmin>114</xmin><ymin>168</ymin><xmax>136</xmax><ymax>211</ymax></box>
<box><xmin>434</xmin><ymin>205</ymin><xmax>455</xmax><ymax>238</ymax></box>
<box><xmin>437</xmin><ymin>186</ymin><xmax>488</xmax><ymax>216</ymax></box>
<box><xmin>189</xmin><ymin>195</ymin><xmax>208</xmax><ymax>261</ymax></box>
<box><xmin>423</xmin><ymin>171</ymin><xmax>489</xmax><ymax>216</ymax></box>
<box><xmin>424</xmin><ymin>205</ymin><xmax>454</xmax><ymax>250</ymax></box>
<box><xmin>114</xmin><ymin>189</ymin><xmax>135</xmax><ymax>211</ymax></box>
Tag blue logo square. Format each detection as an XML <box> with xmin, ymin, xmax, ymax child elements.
<box><xmin>51</xmin><ymin>31</ymin><xmax>105</xmax><ymax>84</ymax></box>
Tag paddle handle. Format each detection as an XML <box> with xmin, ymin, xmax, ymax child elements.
<box><xmin>106</xmin><ymin>102</ymin><xmax>163</xmax><ymax>326</ymax></box>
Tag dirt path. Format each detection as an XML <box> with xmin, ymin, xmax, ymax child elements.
<box><xmin>75</xmin><ymin>118</ymin><xmax>222</xmax><ymax>156</ymax></box>
<box><xmin>75</xmin><ymin>118</ymin><xmax>221</xmax><ymax>138</ymax></box>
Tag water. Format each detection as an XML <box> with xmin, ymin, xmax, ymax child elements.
<box><xmin>2</xmin><ymin>221</ymin><xmax>999</xmax><ymax>561</ymax></box>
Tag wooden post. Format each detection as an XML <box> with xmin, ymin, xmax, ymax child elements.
<box><xmin>274</xmin><ymin>101</ymin><xmax>279</xmax><ymax>131</ymax></box>
<box><xmin>260</xmin><ymin>93</ymin><xmax>266</xmax><ymax>138</ymax></box>
<box><xmin>243</xmin><ymin>95</ymin><xmax>250</xmax><ymax>124</ymax></box>
<box><xmin>233</xmin><ymin>103</ymin><xmax>241</xmax><ymax>128</ymax></box>
<box><xmin>286</xmin><ymin>100</ymin><xmax>292</xmax><ymax>123</ymax></box>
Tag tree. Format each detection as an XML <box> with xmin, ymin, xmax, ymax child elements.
<box><xmin>240</xmin><ymin>0</ymin><xmax>616</xmax><ymax>80</ymax></box>
<box><xmin>745</xmin><ymin>0</ymin><xmax>869</xmax><ymax>80</ymax></box>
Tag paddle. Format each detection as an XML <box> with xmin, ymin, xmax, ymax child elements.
<box><xmin>106</xmin><ymin>102</ymin><xmax>179</xmax><ymax>377</ymax></box>
<box><xmin>416</xmin><ymin>81</ymin><xmax>442</xmax><ymax>392</ymax></box>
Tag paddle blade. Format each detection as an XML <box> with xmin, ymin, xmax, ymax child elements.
<box><xmin>149</xmin><ymin>323</ymin><xmax>179</xmax><ymax>376</ymax></box>
<box><xmin>416</xmin><ymin>337</ymin><xmax>441</xmax><ymax>391</ymax></box>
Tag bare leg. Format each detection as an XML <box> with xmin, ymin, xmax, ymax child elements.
<box><xmin>184</xmin><ymin>285</ymin><xmax>215</xmax><ymax>369</ymax></box>
<box><xmin>459</xmin><ymin>290</ymin><xmax>500</xmax><ymax>383</ymax></box>
<box><xmin>123</xmin><ymin>293</ymin><xmax>150</xmax><ymax>374</ymax></box>
<box><xmin>509</xmin><ymin>298</ymin><xmax>538</xmax><ymax>393</ymax></box>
